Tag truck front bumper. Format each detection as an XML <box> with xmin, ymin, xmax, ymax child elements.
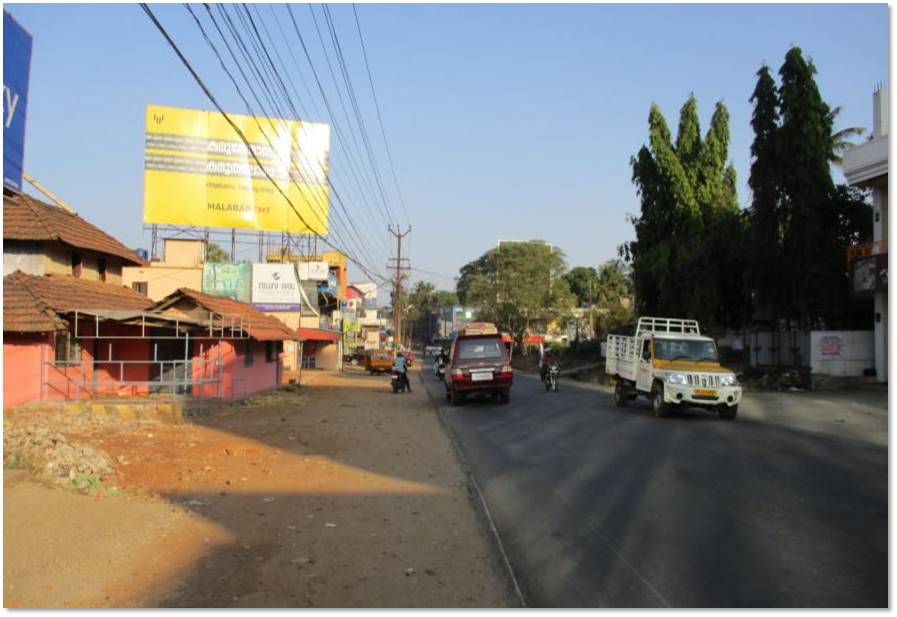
<box><xmin>664</xmin><ymin>384</ymin><xmax>742</xmax><ymax>407</ymax></box>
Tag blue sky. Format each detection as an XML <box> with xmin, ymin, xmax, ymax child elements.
<box><xmin>6</xmin><ymin>3</ymin><xmax>889</xmax><ymax>291</ymax></box>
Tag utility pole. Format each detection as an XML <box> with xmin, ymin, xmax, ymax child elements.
<box><xmin>387</xmin><ymin>225</ymin><xmax>411</xmax><ymax>350</ymax></box>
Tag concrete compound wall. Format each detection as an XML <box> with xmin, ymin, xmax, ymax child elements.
<box><xmin>810</xmin><ymin>330</ymin><xmax>875</xmax><ymax>377</ymax></box>
<box><xmin>747</xmin><ymin>331</ymin><xmax>811</xmax><ymax>367</ymax></box>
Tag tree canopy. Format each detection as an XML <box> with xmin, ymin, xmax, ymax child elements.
<box><xmin>625</xmin><ymin>93</ymin><xmax>747</xmax><ymax>328</ymax></box>
<box><xmin>747</xmin><ymin>47</ymin><xmax>872</xmax><ymax>327</ymax></box>
<box><xmin>457</xmin><ymin>241</ymin><xmax>575</xmax><ymax>344</ymax></box>
<box><xmin>205</xmin><ymin>241</ymin><xmax>230</xmax><ymax>263</ymax></box>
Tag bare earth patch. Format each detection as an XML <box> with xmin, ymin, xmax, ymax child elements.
<box><xmin>3</xmin><ymin>368</ymin><xmax>513</xmax><ymax>608</ymax></box>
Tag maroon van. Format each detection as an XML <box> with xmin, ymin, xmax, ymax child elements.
<box><xmin>444</xmin><ymin>323</ymin><xmax>513</xmax><ymax>406</ymax></box>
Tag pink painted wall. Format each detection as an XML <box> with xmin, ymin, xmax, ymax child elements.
<box><xmin>4</xmin><ymin>333</ymin><xmax>50</xmax><ymax>408</ymax></box>
<box><xmin>5</xmin><ymin>328</ymin><xmax>283</xmax><ymax>407</ymax></box>
<box><xmin>191</xmin><ymin>338</ymin><xmax>281</xmax><ymax>399</ymax></box>
<box><xmin>92</xmin><ymin>334</ymin><xmax>152</xmax><ymax>397</ymax></box>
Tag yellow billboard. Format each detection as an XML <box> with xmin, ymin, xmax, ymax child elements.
<box><xmin>143</xmin><ymin>105</ymin><xmax>330</xmax><ymax>234</ymax></box>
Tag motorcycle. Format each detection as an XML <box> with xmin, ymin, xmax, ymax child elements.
<box><xmin>391</xmin><ymin>368</ymin><xmax>409</xmax><ymax>394</ymax></box>
<box><xmin>544</xmin><ymin>363</ymin><xmax>560</xmax><ymax>392</ymax></box>
<box><xmin>434</xmin><ymin>356</ymin><xmax>446</xmax><ymax>379</ymax></box>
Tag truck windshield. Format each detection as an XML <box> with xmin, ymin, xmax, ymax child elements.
<box><xmin>654</xmin><ymin>339</ymin><xmax>719</xmax><ymax>362</ymax></box>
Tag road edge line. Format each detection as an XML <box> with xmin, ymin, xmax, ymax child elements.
<box><xmin>416</xmin><ymin>370</ymin><xmax>528</xmax><ymax>608</ymax></box>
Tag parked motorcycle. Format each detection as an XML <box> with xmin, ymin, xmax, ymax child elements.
<box><xmin>391</xmin><ymin>369</ymin><xmax>409</xmax><ymax>394</ymax></box>
<box><xmin>434</xmin><ymin>356</ymin><xmax>446</xmax><ymax>379</ymax></box>
<box><xmin>544</xmin><ymin>363</ymin><xmax>560</xmax><ymax>392</ymax></box>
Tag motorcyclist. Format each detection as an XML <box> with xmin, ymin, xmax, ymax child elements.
<box><xmin>540</xmin><ymin>347</ymin><xmax>560</xmax><ymax>383</ymax></box>
<box><xmin>436</xmin><ymin>348</ymin><xmax>448</xmax><ymax>366</ymax></box>
<box><xmin>393</xmin><ymin>352</ymin><xmax>411</xmax><ymax>392</ymax></box>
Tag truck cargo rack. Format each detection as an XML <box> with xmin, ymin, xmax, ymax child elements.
<box><xmin>635</xmin><ymin>317</ymin><xmax>701</xmax><ymax>337</ymax></box>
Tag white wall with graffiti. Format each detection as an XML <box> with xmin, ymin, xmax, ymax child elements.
<box><xmin>810</xmin><ymin>331</ymin><xmax>875</xmax><ymax>377</ymax></box>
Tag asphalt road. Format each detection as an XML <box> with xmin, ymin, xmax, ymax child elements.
<box><xmin>419</xmin><ymin>362</ymin><xmax>888</xmax><ymax>608</ymax></box>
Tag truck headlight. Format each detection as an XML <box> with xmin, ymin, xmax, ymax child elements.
<box><xmin>719</xmin><ymin>374</ymin><xmax>738</xmax><ymax>387</ymax></box>
<box><xmin>666</xmin><ymin>372</ymin><xmax>688</xmax><ymax>385</ymax></box>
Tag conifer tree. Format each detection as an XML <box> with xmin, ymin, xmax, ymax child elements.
<box><xmin>748</xmin><ymin>64</ymin><xmax>783</xmax><ymax>321</ymax></box>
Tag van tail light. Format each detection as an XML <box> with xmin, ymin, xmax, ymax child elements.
<box><xmin>499</xmin><ymin>365</ymin><xmax>513</xmax><ymax>375</ymax></box>
<box><xmin>451</xmin><ymin>368</ymin><xmax>464</xmax><ymax>380</ymax></box>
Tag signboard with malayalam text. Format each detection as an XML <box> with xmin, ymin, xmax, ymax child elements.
<box><xmin>3</xmin><ymin>11</ymin><xmax>32</xmax><ymax>192</ymax></box>
<box><xmin>143</xmin><ymin>104</ymin><xmax>331</xmax><ymax>234</ymax></box>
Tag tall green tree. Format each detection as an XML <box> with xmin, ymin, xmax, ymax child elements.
<box><xmin>748</xmin><ymin>64</ymin><xmax>784</xmax><ymax>320</ymax></box>
<box><xmin>777</xmin><ymin>47</ymin><xmax>842</xmax><ymax>325</ymax></box>
<box><xmin>457</xmin><ymin>241</ymin><xmax>575</xmax><ymax>344</ymax></box>
<box><xmin>404</xmin><ymin>282</ymin><xmax>458</xmax><ymax>344</ymax></box>
<box><xmin>745</xmin><ymin>48</ymin><xmax>873</xmax><ymax>329</ymax></box>
<box><xmin>626</xmin><ymin>95</ymin><xmax>746</xmax><ymax>328</ymax></box>
<box><xmin>564</xmin><ymin>266</ymin><xmax>599</xmax><ymax>306</ymax></box>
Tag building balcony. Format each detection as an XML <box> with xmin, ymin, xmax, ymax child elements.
<box><xmin>843</xmin><ymin>135</ymin><xmax>888</xmax><ymax>187</ymax></box>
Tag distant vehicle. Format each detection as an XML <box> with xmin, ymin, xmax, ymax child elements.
<box><xmin>424</xmin><ymin>345</ymin><xmax>442</xmax><ymax>356</ymax></box>
<box><xmin>391</xmin><ymin>367</ymin><xmax>409</xmax><ymax>393</ymax></box>
<box><xmin>343</xmin><ymin>348</ymin><xmax>366</xmax><ymax>366</ymax></box>
<box><xmin>606</xmin><ymin>317</ymin><xmax>742</xmax><ymax>420</ymax></box>
<box><xmin>365</xmin><ymin>351</ymin><xmax>393</xmax><ymax>375</ymax></box>
<box><xmin>434</xmin><ymin>354</ymin><xmax>447</xmax><ymax>379</ymax></box>
<box><xmin>544</xmin><ymin>363</ymin><xmax>560</xmax><ymax>392</ymax></box>
<box><xmin>444</xmin><ymin>322</ymin><xmax>513</xmax><ymax>406</ymax></box>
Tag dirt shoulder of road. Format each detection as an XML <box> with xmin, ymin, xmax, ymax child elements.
<box><xmin>4</xmin><ymin>367</ymin><xmax>515</xmax><ymax>608</ymax></box>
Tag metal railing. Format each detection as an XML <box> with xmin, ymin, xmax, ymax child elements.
<box><xmin>635</xmin><ymin>317</ymin><xmax>701</xmax><ymax>337</ymax></box>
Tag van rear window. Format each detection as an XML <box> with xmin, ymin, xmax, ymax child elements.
<box><xmin>457</xmin><ymin>338</ymin><xmax>503</xmax><ymax>360</ymax></box>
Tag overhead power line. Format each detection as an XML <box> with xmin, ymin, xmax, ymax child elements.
<box><xmin>257</xmin><ymin>3</ymin><xmax>392</xmax><ymax>261</ymax></box>
<box><xmin>352</xmin><ymin>3</ymin><xmax>410</xmax><ymax>227</ymax></box>
<box><xmin>211</xmin><ymin>3</ymin><xmax>384</xmax><ymax>273</ymax></box>
<box><xmin>140</xmin><ymin>3</ymin><xmax>388</xmax><ymax>285</ymax></box>
<box><xmin>191</xmin><ymin>3</ymin><xmax>388</xmax><ymax>279</ymax></box>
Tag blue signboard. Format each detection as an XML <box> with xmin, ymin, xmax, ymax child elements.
<box><xmin>3</xmin><ymin>11</ymin><xmax>33</xmax><ymax>192</ymax></box>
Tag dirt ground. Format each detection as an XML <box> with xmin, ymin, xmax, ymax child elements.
<box><xmin>3</xmin><ymin>367</ymin><xmax>514</xmax><ymax>608</ymax></box>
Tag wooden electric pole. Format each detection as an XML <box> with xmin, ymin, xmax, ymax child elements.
<box><xmin>387</xmin><ymin>225</ymin><xmax>411</xmax><ymax>350</ymax></box>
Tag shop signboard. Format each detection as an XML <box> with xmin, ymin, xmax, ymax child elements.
<box><xmin>297</xmin><ymin>260</ymin><xmax>329</xmax><ymax>281</ymax></box>
<box><xmin>202</xmin><ymin>262</ymin><xmax>251</xmax><ymax>303</ymax></box>
<box><xmin>252</xmin><ymin>263</ymin><xmax>302</xmax><ymax>311</ymax></box>
<box><xmin>851</xmin><ymin>253</ymin><xmax>887</xmax><ymax>296</ymax></box>
<box><xmin>3</xmin><ymin>11</ymin><xmax>33</xmax><ymax>192</ymax></box>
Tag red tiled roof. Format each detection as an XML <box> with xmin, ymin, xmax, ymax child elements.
<box><xmin>3</xmin><ymin>271</ymin><xmax>153</xmax><ymax>332</ymax></box>
<box><xmin>3</xmin><ymin>193</ymin><xmax>146</xmax><ymax>266</ymax></box>
<box><xmin>154</xmin><ymin>288</ymin><xmax>298</xmax><ymax>341</ymax></box>
<box><xmin>3</xmin><ymin>272</ymin><xmax>67</xmax><ymax>332</ymax></box>
<box><xmin>298</xmin><ymin>327</ymin><xmax>341</xmax><ymax>342</ymax></box>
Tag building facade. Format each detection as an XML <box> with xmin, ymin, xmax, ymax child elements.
<box><xmin>843</xmin><ymin>85</ymin><xmax>888</xmax><ymax>383</ymax></box>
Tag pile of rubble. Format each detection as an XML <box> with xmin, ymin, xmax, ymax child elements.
<box><xmin>741</xmin><ymin>368</ymin><xmax>810</xmax><ymax>391</ymax></box>
<box><xmin>4</xmin><ymin>419</ymin><xmax>115</xmax><ymax>490</ymax></box>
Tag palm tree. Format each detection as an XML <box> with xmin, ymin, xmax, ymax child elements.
<box><xmin>828</xmin><ymin>105</ymin><xmax>867</xmax><ymax>168</ymax></box>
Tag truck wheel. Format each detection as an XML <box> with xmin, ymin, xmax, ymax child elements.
<box><xmin>651</xmin><ymin>382</ymin><xmax>670</xmax><ymax>417</ymax></box>
<box><xmin>500</xmin><ymin>388</ymin><xmax>510</xmax><ymax>404</ymax></box>
<box><xmin>719</xmin><ymin>404</ymin><xmax>738</xmax><ymax>420</ymax></box>
<box><xmin>613</xmin><ymin>380</ymin><xmax>628</xmax><ymax>407</ymax></box>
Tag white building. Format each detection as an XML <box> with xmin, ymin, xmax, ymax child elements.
<box><xmin>843</xmin><ymin>85</ymin><xmax>888</xmax><ymax>383</ymax></box>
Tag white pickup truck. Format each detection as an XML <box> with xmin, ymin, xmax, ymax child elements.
<box><xmin>606</xmin><ymin>317</ymin><xmax>742</xmax><ymax>420</ymax></box>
